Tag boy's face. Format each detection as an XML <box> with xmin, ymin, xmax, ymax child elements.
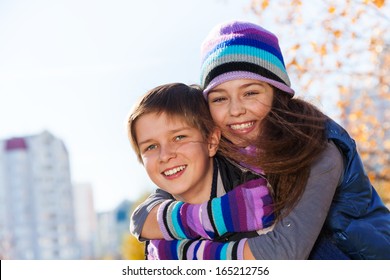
<box><xmin>135</xmin><ymin>112</ymin><xmax>220</xmax><ymax>203</ymax></box>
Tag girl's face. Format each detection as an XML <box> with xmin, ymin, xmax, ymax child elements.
<box><xmin>135</xmin><ymin>112</ymin><xmax>220</xmax><ymax>203</ymax></box>
<box><xmin>207</xmin><ymin>79</ymin><xmax>274</xmax><ymax>146</ymax></box>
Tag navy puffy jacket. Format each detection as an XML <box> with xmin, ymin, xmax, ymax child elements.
<box><xmin>326</xmin><ymin>119</ymin><xmax>390</xmax><ymax>259</ymax></box>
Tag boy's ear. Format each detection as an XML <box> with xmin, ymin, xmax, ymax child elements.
<box><xmin>208</xmin><ymin>128</ymin><xmax>221</xmax><ymax>157</ymax></box>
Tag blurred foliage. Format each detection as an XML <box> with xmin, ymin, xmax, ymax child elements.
<box><xmin>375</xmin><ymin>180</ymin><xmax>390</xmax><ymax>206</ymax></box>
<box><xmin>121</xmin><ymin>233</ymin><xmax>145</xmax><ymax>260</ymax></box>
<box><xmin>249</xmin><ymin>0</ymin><xmax>390</xmax><ymax>196</ymax></box>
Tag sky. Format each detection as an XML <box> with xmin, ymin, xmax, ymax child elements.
<box><xmin>0</xmin><ymin>0</ymin><xmax>260</xmax><ymax>212</ymax></box>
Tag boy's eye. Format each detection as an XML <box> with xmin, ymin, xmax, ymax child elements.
<box><xmin>174</xmin><ymin>135</ymin><xmax>186</xmax><ymax>141</ymax></box>
<box><xmin>145</xmin><ymin>144</ymin><xmax>158</xmax><ymax>152</ymax></box>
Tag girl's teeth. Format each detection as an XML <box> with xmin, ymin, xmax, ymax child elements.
<box><xmin>230</xmin><ymin>122</ymin><xmax>254</xmax><ymax>130</ymax></box>
<box><xmin>164</xmin><ymin>165</ymin><xmax>186</xmax><ymax>176</ymax></box>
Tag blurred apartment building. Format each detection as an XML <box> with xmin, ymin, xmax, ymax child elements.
<box><xmin>95</xmin><ymin>200</ymin><xmax>133</xmax><ymax>259</ymax></box>
<box><xmin>0</xmin><ymin>131</ymin><xmax>79</xmax><ymax>259</ymax></box>
<box><xmin>0</xmin><ymin>130</ymin><xmax>136</xmax><ymax>260</ymax></box>
<box><xmin>73</xmin><ymin>183</ymin><xmax>97</xmax><ymax>259</ymax></box>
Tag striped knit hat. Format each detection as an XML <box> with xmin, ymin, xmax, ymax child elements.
<box><xmin>200</xmin><ymin>21</ymin><xmax>294</xmax><ymax>96</ymax></box>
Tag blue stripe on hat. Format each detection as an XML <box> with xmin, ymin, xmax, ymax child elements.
<box><xmin>203</xmin><ymin>37</ymin><xmax>285</xmax><ymax>65</ymax></box>
<box><xmin>200</xmin><ymin>45</ymin><xmax>288</xmax><ymax>85</ymax></box>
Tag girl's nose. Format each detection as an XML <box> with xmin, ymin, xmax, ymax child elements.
<box><xmin>229</xmin><ymin>99</ymin><xmax>246</xmax><ymax>117</ymax></box>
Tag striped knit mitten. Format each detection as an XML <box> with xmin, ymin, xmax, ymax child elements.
<box><xmin>157</xmin><ymin>177</ymin><xmax>274</xmax><ymax>240</ymax></box>
<box><xmin>147</xmin><ymin>238</ymin><xmax>248</xmax><ymax>260</ymax></box>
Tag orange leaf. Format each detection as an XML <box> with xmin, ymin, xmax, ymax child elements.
<box><xmin>320</xmin><ymin>44</ymin><xmax>327</xmax><ymax>55</ymax></box>
<box><xmin>310</xmin><ymin>42</ymin><xmax>318</xmax><ymax>51</ymax></box>
<box><xmin>291</xmin><ymin>44</ymin><xmax>301</xmax><ymax>50</ymax></box>
<box><xmin>372</xmin><ymin>0</ymin><xmax>385</xmax><ymax>8</ymax></box>
<box><xmin>262</xmin><ymin>0</ymin><xmax>269</xmax><ymax>9</ymax></box>
<box><xmin>291</xmin><ymin>0</ymin><xmax>302</xmax><ymax>6</ymax></box>
<box><xmin>333</xmin><ymin>30</ymin><xmax>342</xmax><ymax>38</ymax></box>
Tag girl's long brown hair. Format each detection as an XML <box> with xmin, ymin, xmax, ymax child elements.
<box><xmin>218</xmin><ymin>88</ymin><xmax>329</xmax><ymax>218</ymax></box>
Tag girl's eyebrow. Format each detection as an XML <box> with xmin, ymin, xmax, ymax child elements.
<box><xmin>208</xmin><ymin>88</ymin><xmax>226</xmax><ymax>95</ymax></box>
<box><xmin>208</xmin><ymin>82</ymin><xmax>266</xmax><ymax>95</ymax></box>
<box><xmin>239</xmin><ymin>82</ymin><xmax>266</xmax><ymax>89</ymax></box>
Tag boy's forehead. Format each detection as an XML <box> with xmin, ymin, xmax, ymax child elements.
<box><xmin>142</xmin><ymin>111</ymin><xmax>193</xmax><ymax>126</ymax></box>
<box><xmin>136</xmin><ymin>112</ymin><xmax>196</xmax><ymax>134</ymax></box>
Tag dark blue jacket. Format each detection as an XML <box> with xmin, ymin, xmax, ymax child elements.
<box><xmin>325</xmin><ymin>119</ymin><xmax>390</xmax><ymax>259</ymax></box>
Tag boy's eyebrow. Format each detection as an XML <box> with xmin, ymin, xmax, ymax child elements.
<box><xmin>137</xmin><ymin>126</ymin><xmax>194</xmax><ymax>146</ymax></box>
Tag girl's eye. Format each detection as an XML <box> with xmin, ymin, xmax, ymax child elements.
<box><xmin>244</xmin><ymin>91</ymin><xmax>258</xmax><ymax>97</ymax></box>
<box><xmin>210</xmin><ymin>96</ymin><xmax>227</xmax><ymax>103</ymax></box>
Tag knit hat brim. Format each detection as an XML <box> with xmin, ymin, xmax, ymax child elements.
<box><xmin>203</xmin><ymin>71</ymin><xmax>295</xmax><ymax>97</ymax></box>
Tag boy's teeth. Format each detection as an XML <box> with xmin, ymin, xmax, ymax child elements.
<box><xmin>230</xmin><ymin>122</ymin><xmax>254</xmax><ymax>130</ymax></box>
<box><xmin>164</xmin><ymin>165</ymin><xmax>186</xmax><ymax>176</ymax></box>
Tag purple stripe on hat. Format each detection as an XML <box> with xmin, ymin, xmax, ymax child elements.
<box><xmin>201</xmin><ymin>22</ymin><xmax>279</xmax><ymax>55</ymax></box>
<box><xmin>241</xmin><ymin>27</ymin><xmax>279</xmax><ymax>44</ymax></box>
<box><xmin>203</xmin><ymin>71</ymin><xmax>295</xmax><ymax>97</ymax></box>
<box><xmin>223</xmin><ymin>22</ymin><xmax>276</xmax><ymax>40</ymax></box>
<box><xmin>202</xmin><ymin>21</ymin><xmax>275</xmax><ymax>45</ymax></box>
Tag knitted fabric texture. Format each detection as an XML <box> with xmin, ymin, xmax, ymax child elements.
<box><xmin>157</xmin><ymin>177</ymin><xmax>274</xmax><ymax>240</ymax></box>
<box><xmin>147</xmin><ymin>238</ymin><xmax>247</xmax><ymax>260</ymax></box>
<box><xmin>200</xmin><ymin>20</ymin><xmax>294</xmax><ymax>96</ymax></box>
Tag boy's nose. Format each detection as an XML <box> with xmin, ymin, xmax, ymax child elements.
<box><xmin>159</xmin><ymin>143</ymin><xmax>177</xmax><ymax>162</ymax></box>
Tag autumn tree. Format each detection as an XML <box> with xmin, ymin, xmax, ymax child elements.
<box><xmin>248</xmin><ymin>0</ymin><xmax>390</xmax><ymax>197</ymax></box>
